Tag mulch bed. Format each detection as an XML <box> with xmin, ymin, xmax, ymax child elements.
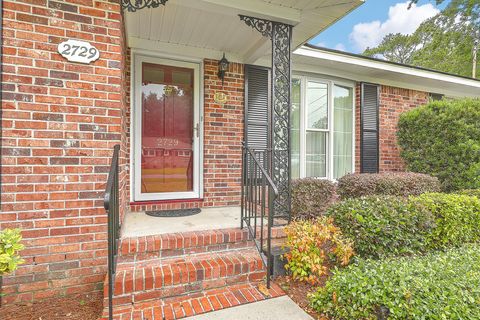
<box><xmin>0</xmin><ymin>292</ymin><xmax>103</xmax><ymax>320</ymax></box>
<box><xmin>275</xmin><ymin>275</ymin><xmax>329</xmax><ymax>320</ymax></box>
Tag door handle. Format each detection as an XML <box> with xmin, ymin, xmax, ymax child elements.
<box><xmin>194</xmin><ymin>123</ymin><xmax>200</xmax><ymax>138</ymax></box>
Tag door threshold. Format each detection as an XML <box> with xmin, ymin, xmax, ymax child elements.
<box><xmin>130</xmin><ymin>198</ymin><xmax>204</xmax><ymax>206</ymax></box>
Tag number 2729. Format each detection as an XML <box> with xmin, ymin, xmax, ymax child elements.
<box><xmin>60</xmin><ymin>44</ymin><xmax>98</xmax><ymax>59</ymax></box>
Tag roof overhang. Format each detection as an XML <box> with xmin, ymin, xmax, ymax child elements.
<box><xmin>125</xmin><ymin>0</ymin><xmax>363</xmax><ymax>64</ymax></box>
<box><xmin>293</xmin><ymin>45</ymin><xmax>480</xmax><ymax>98</ymax></box>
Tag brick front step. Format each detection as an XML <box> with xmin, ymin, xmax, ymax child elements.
<box><xmin>109</xmin><ymin>248</ymin><xmax>266</xmax><ymax>307</ymax></box>
<box><xmin>104</xmin><ymin>227</ymin><xmax>287</xmax><ymax>319</ymax></box>
<box><xmin>118</xmin><ymin>227</ymin><xmax>286</xmax><ymax>258</ymax></box>
<box><xmin>104</xmin><ymin>282</ymin><xmax>285</xmax><ymax>320</ymax></box>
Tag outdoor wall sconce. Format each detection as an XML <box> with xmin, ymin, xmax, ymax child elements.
<box><xmin>218</xmin><ymin>53</ymin><xmax>229</xmax><ymax>86</ymax></box>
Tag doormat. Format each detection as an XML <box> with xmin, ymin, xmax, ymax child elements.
<box><xmin>145</xmin><ymin>208</ymin><xmax>201</xmax><ymax>218</ymax></box>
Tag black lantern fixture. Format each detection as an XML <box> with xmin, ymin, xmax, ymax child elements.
<box><xmin>218</xmin><ymin>53</ymin><xmax>229</xmax><ymax>86</ymax></box>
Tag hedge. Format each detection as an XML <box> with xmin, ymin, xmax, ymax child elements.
<box><xmin>291</xmin><ymin>178</ymin><xmax>336</xmax><ymax>220</ymax></box>
<box><xmin>456</xmin><ymin>189</ymin><xmax>480</xmax><ymax>198</ymax></box>
<box><xmin>326</xmin><ymin>196</ymin><xmax>434</xmax><ymax>259</ymax></box>
<box><xmin>311</xmin><ymin>244</ymin><xmax>480</xmax><ymax>320</ymax></box>
<box><xmin>412</xmin><ymin>193</ymin><xmax>480</xmax><ymax>250</ymax></box>
<box><xmin>397</xmin><ymin>98</ymin><xmax>480</xmax><ymax>191</ymax></box>
<box><xmin>337</xmin><ymin>172</ymin><xmax>440</xmax><ymax>199</ymax></box>
<box><xmin>327</xmin><ymin>193</ymin><xmax>480</xmax><ymax>259</ymax></box>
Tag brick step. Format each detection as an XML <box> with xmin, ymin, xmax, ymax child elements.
<box><xmin>108</xmin><ymin>248</ymin><xmax>266</xmax><ymax>307</ymax></box>
<box><xmin>119</xmin><ymin>227</ymin><xmax>286</xmax><ymax>259</ymax></box>
<box><xmin>105</xmin><ymin>282</ymin><xmax>285</xmax><ymax>320</ymax></box>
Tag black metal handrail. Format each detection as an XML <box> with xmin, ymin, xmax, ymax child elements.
<box><xmin>104</xmin><ymin>144</ymin><xmax>120</xmax><ymax>320</ymax></box>
<box><xmin>241</xmin><ymin>143</ymin><xmax>278</xmax><ymax>288</ymax></box>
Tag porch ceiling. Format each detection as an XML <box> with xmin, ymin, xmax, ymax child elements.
<box><xmin>125</xmin><ymin>0</ymin><xmax>363</xmax><ymax>63</ymax></box>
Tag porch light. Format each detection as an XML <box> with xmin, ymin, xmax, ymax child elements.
<box><xmin>218</xmin><ymin>53</ymin><xmax>229</xmax><ymax>86</ymax></box>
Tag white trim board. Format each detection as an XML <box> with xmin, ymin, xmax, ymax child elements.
<box><xmin>293</xmin><ymin>46</ymin><xmax>480</xmax><ymax>98</ymax></box>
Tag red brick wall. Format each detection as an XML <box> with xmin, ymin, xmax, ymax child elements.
<box><xmin>1</xmin><ymin>0</ymin><xmax>125</xmax><ymax>304</ymax></box>
<box><xmin>127</xmin><ymin>58</ymin><xmax>245</xmax><ymax>212</ymax></box>
<box><xmin>355</xmin><ymin>83</ymin><xmax>429</xmax><ymax>172</ymax></box>
<box><xmin>378</xmin><ymin>86</ymin><xmax>429</xmax><ymax>172</ymax></box>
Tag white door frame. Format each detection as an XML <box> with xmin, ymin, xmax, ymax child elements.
<box><xmin>132</xmin><ymin>54</ymin><xmax>202</xmax><ymax>201</ymax></box>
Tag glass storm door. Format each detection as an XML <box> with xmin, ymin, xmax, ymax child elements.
<box><xmin>134</xmin><ymin>56</ymin><xmax>200</xmax><ymax>201</ymax></box>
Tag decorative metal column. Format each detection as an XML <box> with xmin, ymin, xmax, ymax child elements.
<box><xmin>121</xmin><ymin>0</ymin><xmax>168</xmax><ymax>12</ymax></box>
<box><xmin>240</xmin><ymin>15</ymin><xmax>293</xmax><ymax>219</ymax></box>
<box><xmin>270</xmin><ymin>22</ymin><xmax>292</xmax><ymax>219</ymax></box>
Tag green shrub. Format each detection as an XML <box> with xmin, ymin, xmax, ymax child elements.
<box><xmin>311</xmin><ymin>244</ymin><xmax>480</xmax><ymax>320</ymax></box>
<box><xmin>327</xmin><ymin>196</ymin><xmax>433</xmax><ymax>259</ymax></box>
<box><xmin>397</xmin><ymin>98</ymin><xmax>480</xmax><ymax>191</ymax></box>
<box><xmin>412</xmin><ymin>193</ymin><xmax>480</xmax><ymax>250</ymax></box>
<box><xmin>337</xmin><ymin>172</ymin><xmax>440</xmax><ymax>199</ymax></box>
<box><xmin>283</xmin><ymin>217</ymin><xmax>354</xmax><ymax>284</ymax></box>
<box><xmin>0</xmin><ymin>229</ymin><xmax>25</xmax><ymax>275</ymax></box>
<box><xmin>456</xmin><ymin>189</ymin><xmax>480</xmax><ymax>198</ymax></box>
<box><xmin>291</xmin><ymin>178</ymin><xmax>336</xmax><ymax>220</ymax></box>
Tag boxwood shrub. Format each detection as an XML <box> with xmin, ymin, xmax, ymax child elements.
<box><xmin>291</xmin><ymin>178</ymin><xmax>336</xmax><ymax>220</ymax></box>
<box><xmin>456</xmin><ymin>189</ymin><xmax>480</xmax><ymax>198</ymax></box>
<box><xmin>326</xmin><ymin>196</ymin><xmax>434</xmax><ymax>259</ymax></box>
<box><xmin>311</xmin><ymin>244</ymin><xmax>480</xmax><ymax>320</ymax></box>
<box><xmin>397</xmin><ymin>98</ymin><xmax>480</xmax><ymax>191</ymax></box>
<box><xmin>412</xmin><ymin>193</ymin><xmax>480</xmax><ymax>250</ymax></box>
<box><xmin>337</xmin><ymin>172</ymin><xmax>440</xmax><ymax>199</ymax></box>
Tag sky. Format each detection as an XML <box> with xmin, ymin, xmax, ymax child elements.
<box><xmin>310</xmin><ymin>0</ymin><xmax>450</xmax><ymax>54</ymax></box>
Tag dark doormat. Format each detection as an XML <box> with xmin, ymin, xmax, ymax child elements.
<box><xmin>145</xmin><ymin>208</ymin><xmax>201</xmax><ymax>218</ymax></box>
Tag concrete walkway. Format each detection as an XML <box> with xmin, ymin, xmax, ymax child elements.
<box><xmin>185</xmin><ymin>296</ymin><xmax>314</xmax><ymax>320</ymax></box>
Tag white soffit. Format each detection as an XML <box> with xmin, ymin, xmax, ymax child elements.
<box><xmin>125</xmin><ymin>0</ymin><xmax>363</xmax><ymax>63</ymax></box>
<box><xmin>293</xmin><ymin>46</ymin><xmax>480</xmax><ymax>98</ymax></box>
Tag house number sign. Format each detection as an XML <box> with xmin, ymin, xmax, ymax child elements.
<box><xmin>57</xmin><ymin>39</ymin><xmax>100</xmax><ymax>64</ymax></box>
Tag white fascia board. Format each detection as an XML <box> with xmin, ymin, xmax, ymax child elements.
<box><xmin>294</xmin><ymin>46</ymin><xmax>480</xmax><ymax>90</ymax></box>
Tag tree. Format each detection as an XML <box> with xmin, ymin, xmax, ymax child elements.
<box><xmin>427</xmin><ymin>0</ymin><xmax>480</xmax><ymax>78</ymax></box>
<box><xmin>366</xmin><ymin>0</ymin><xmax>480</xmax><ymax>78</ymax></box>
<box><xmin>364</xmin><ymin>33</ymin><xmax>418</xmax><ymax>64</ymax></box>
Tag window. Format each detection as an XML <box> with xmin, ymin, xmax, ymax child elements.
<box><xmin>291</xmin><ymin>76</ymin><xmax>355</xmax><ymax>180</ymax></box>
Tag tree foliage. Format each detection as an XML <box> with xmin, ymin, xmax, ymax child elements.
<box><xmin>365</xmin><ymin>0</ymin><xmax>479</xmax><ymax>78</ymax></box>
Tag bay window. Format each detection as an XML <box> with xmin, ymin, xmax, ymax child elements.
<box><xmin>291</xmin><ymin>76</ymin><xmax>355</xmax><ymax>180</ymax></box>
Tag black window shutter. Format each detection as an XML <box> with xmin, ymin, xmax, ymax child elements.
<box><xmin>244</xmin><ymin>65</ymin><xmax>271</xmax><ymax>151</ymax></box>
<box><xmin>360</xmin><ymin>83</ymin><xmax>379</xmax><ymax>173</ymax></box>
<box><xmin>429</xmin><ymin>93</ymin><xmax>444</xmax><ymax>101</ymax></box>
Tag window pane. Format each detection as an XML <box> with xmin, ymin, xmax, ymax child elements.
<box><xmin>141</xmin><ymin>63</ymin><xmax>194</xmax><ymax>193</ymax></box>
<box><xmin>306</xmin><ymin>131</ymin><xmax>327</xmax><ymax>178</ymax></box>
<box><xmin>333</xmin><ymin>85</ymin><xmax>354</xmax><ymax>179</ymax></box>
<box><xmin>291</xmin><ymin>78</ymin><xmax>301</xmax><ymax>179</ymax></box>
<box><xmin>306</xmin><ymin>81</ymin><xmax>328</xmax><ymax>129</ymax></box>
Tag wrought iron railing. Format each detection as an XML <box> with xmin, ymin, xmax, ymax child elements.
<box><xmin>104</xmin><ymin>144</ymin><xmax>120</xmax><ymax>320</ymax></box>
<box><xmin>241</xmin><ymin>144</ymin><xmax>278</xmax><ymax>288</ymax></box>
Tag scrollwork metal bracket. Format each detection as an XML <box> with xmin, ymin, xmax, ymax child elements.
<box><xmin>121</xmin><ymin>0</ymin><xmax>168</xmax><ymax>12</ymax></box>
<box><xmin>239</xmin><ymin>15</ymin><xmax>273</xmax><ymax>39</ymax></box>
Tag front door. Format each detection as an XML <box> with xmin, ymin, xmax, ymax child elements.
<box><xmin>133</xmin><ymin>55</ymin><xmax>200</xmax><ymax>201</ymax></box>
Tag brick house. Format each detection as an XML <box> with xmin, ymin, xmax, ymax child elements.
<box><xmin>1</xmin><ymin>1</ymin><xmax>480</xmax><ymax>319</ymax></box>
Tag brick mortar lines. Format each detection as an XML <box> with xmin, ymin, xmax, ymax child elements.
<box><xmin>1</xmin><ymin>0</ymin><xmax>126</xmax><ymax>304</ymax></box>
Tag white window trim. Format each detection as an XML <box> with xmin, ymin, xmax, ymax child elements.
<box><xmin>130</xmin><ymin>52</ymin><xmax>204</xmax><ymax>202</ymax></box>
<box><xmin>293</xmin><ymin>74</ymin><xmax>356</xmax><ymax>180</ymax></box>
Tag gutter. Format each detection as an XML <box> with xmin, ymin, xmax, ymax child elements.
<box><xmin>303</xmin><ymin>43</ymin><xmax>480</xmax><ymax>83</ymax></box>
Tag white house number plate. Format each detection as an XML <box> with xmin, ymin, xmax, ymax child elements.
<box><xmin>57</xmin><ymin>39</ymin><xmax>100</xmax><ymax>64</ymax></box>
